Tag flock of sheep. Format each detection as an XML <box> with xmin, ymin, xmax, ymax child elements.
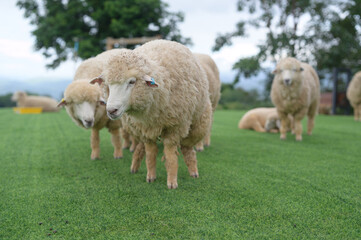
<box><xmin>239</xmin><ymin>57</ymin><xmax>361</xmax><ymax>139</ymax></box>
<box><xmin>11</xmin><ymin>40</ymin><xmax>361</xmax><ymax>189</ymax></box>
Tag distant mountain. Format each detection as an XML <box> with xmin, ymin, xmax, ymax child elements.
<box><xmin>0</xmin><ymin>78</ymin><xmax>71</xmax><ymax>100</ymax></box>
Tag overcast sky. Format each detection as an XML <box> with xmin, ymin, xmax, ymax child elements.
<box><xmin>0</xmin><ymin>0</ymin><xmax>266</xmax><ymax>90</ymax></box>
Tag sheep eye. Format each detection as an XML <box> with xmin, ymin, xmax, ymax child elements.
<box><xmin>129</xmin><ymin>79</ymin><xmax>136</xmax><ymax>85</ymax></box>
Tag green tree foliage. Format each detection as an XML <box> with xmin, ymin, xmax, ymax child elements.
<box><xmin>17</xmin><ymin>0</ymin><xmax>192</xmax><ymax>69</ymax></box>
<box><xmin>213</xmin><ymin>0</ymin><xmax>361</xmax><ymax>88</ymax></box>
<box><xmin>0</xmin><ymin>94</ymin><xmax>16</xmax><ymax>108</ymax></box>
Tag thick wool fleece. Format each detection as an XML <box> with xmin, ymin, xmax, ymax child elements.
<box><xmin>346</xmin><ymin>71</ymin><xmax>361</xmax><ymax>121</ymax></box>
<box><xmin>271</xmin><ymin>57</ymin><xmax>320</xmax><ymax>141</ymax></box>
<box><xmin>103</xmin><ymin>40</ymin><xmax>212</xmax><ymax>189</ymax></box>
<box><xmin>193</xmin><ymin>53</ymin><xmax>221</xmax><ymax>150</ymax></box>
<box><xmin>238</xmin><ymin>108</ymin><xmax>280</xmax><ymax>132</ymax></box>
<box><xmin>12</xmin><ymin>91</ymin><xmax>59</xmax><ymax>112</ymax></box>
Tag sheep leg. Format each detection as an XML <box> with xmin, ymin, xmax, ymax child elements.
<box><xmin>253</xmin><ymin>122</ymin><xmax>266</xmax><ymax>132</ymax></box>
<box><xmin>181</xmin><ymin>146</ymin><xmax>199</xmax><ymax>178</ymax></box>
<box><xmin>90</xmin><ymin>129</ymin><xmax>100</xmax><ymax>160</ymax></box>
<box><xmin>121</xmin><ymin>129</ymin><xmax>130</xmax><ymax>149</ymax></box>
<box><xmin>130</xmin><ymin>142</ymin><xmax>145</xmax><ymax>173</ymax></box>
<box><xmin>195</xmin><ymin>140</ymin><xmax>204</xmax><ymax>152</ymax></box>
<box><xmin>356</xmin><ymin>104</ymin><xmax>361</xmax><ymax>121</ymax></box>
<box><xmin>278</xmin><ymin>111</ymin><xmax>289</xmax><ymax>140</ymax></box>
<box><xmin>129</xmin><ymin>135</ymin><xmax>138</xmax><ymax>152</ymax></box>
<box><xmin>307</xmin><ymin>100</ymin><xmax>318</xmax><ymax>135</ymax></box>
<box><xmin>110</xmin><ymin>128</ymin><xmax>123</xmax><ymax>159</ymax></box>
<box><xmin>203</xmin><ymin>131</ymin><xmax>211</xmax><ymax>147</ymax></box>
<box><xmin>164</xmin><ymin>144</ymin><xmax>179</xmax><ymax>189</ymax></box>
<box><xmin>294</xmin><ymin>109</ymin><xmax>307</xmax><ymax>141</ymax></box>
<box><xmin>145</xmin><ymin>142</ymin><xmax>158</xmax><ymax>183</ymax></box>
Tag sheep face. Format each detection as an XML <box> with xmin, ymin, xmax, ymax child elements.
<box><xmin>59</xmin><ymin>80</ymin><xmax>106</xmax><ymax>129</ymax></box>
<box><xmin>273</xmin><ymin>58</ymin><xmax>304</xmax><ymax>87</ymax></box>
<box><xmin>11</xmin><ymin>91</ymin><xmax>26</xmax><ymax>101</ymax></box>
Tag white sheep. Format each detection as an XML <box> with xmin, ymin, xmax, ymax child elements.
<box><xmin>271</xmin><ymin>57</ymin><xmax>320</xmax><ymax>141</ymax></box>
<box><xmin>58</xmin><ymin>52</ymin><xmax>125</xmax><ymax>159</ymax></box>
<box><xmin>193</xmin><ymin>53</ymin><xmax>221</xmax><ymax>151</ymax></box>
<box><xmin>11</xmin><ymin>91</ymin><xmax>59</xmax><ymax>112</ymax></box>
<box><xmin>91</xmin><ymin>40</ymin><xmax>212</xmax><ymax>189</ymax></box>
<box><xmin>346</xmin><ymin>71</ymin><xmax>361</xmax><ymax>121</ymax></box>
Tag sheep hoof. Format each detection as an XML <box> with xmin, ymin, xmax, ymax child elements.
<box><xmin>204</xmin><ymin>144</ymin><xmax>210</xmax><ymax>148</ymax></box>
<box><xmin>296</xmin><ymin>136</ymin><xmax>302</xmax><ymax>141</ymax></box>
<box><xmin>167</xmin><ymin>182</ymin><xmax>178</xmax><ymax>189</ymax></box>
<box><xmin>190</xmin><ymin>172</ymin><xmax>199</xmax><ymax>178</ymax></box>
<box><xmin>307</xmin><ymin>132</ymin><xmax>312</xmax><ymax>136</ymax></box>
<box><xmin>130</xmin><ymin>169</ymin><xmax>138</xmax><ymax>174</ymax></box>
<box><xmin>91</xmin><ymin>157</ymin><xmax>100</xmax><ymax>160</ymax></box>
<box><xmin>147</xmin><ymin>177</ymin><xmax>156</xmax><ymax>183</ymax></box>
<box><xmin>114</xmin><ymin>156</ymin><xmax>123</xmax><ymax>159</ymax></box>
<box><xmin>280</xmin><ymin>135</ymin><xmax>286</xmax><ymax>140</ymax></box>
<box><xmin>129</xmin><ymin>149</ymin><xmax>135</xmax><ymax>153</ymax></box>
<box><xmin>122</xmin><ymin>147</ymin><xmax>129</xmax><ymax>150</ymax></box>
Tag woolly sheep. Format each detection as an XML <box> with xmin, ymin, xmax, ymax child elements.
<box><xmin>346</xmin><ymin>71</ymin><xmax>361</xmax><ymax>121</ymax></box>
<box><xmin>193</xmin><ymin>53</ymin><xmax>221</xmax><ymax>151</ymax></box>
<box><xmin>239</xmin><ymin>108</ymin><xmax>280</xmax><ymax>133</ymax></box>
<box><xmin>91</xmin><ymin>40</ymin><xmax>212</xmax><ymax>189</ymax></box>
<box><xmin>271</xmin><ymin>57</ymin><xmax>320</xmax><ymax>141</ymax></box>
<box><xmin>11</xmin><ymin>91</ymin><xmax>59</xmax><ymax>112</ymax></box>
<box><xmin>58</xmin><ymin>53</ymin><xmax>125</xmax><ymax>160</ymax></box>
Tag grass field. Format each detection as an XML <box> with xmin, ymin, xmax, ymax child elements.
<box><xmin>0</xmin><ymin>108</ymin><xmax>360</xmax><ymax>239</ymax></box>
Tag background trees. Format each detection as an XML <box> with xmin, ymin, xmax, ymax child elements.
<box><xmin>17</xmin><ymin>0</ymin><xmax>191</xmax><ymax>68</ymax></box>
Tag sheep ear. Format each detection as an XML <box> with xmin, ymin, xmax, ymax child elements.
<box><xmin>99</xmin><ymin>97</ymin><xmax>106</xmax><ymax>106</ymax></box>
<box><xmin>300</xmin><ymin>67</ymin><xmax>304</xmax><ymax>72</ymax></box>
<box><xmin>90</xmin><ymin>75</ymin><xmax>104</xmax><ymax>85</ymax></box>
<box><xmin>272</xmin><ymin>69</ymin><xmax>278</xmax><ymax>74</ymax></box>
<box><xmin>143</xmin><ymin>75</ymin><xmax>159</xmax><ymax>88</ymax></box>
<box><xmin>57</xmin><ymin>98</ymin><xmax>67</xmax><ymax>107</ymax></box>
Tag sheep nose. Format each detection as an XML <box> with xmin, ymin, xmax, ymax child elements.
<box><xmin>284</xmin><ymin>79</ymin><xmax>291</xmax><ymax>85</ymax></box>
<box><xmin>85</xmin><ymin>120</ymin><xmax>93</xmax><ymax>125</ymax></box>
<box><xmin>107</xmin><ymin>108</ymin><xmax>118</xmax><ymax>115</ymax></box>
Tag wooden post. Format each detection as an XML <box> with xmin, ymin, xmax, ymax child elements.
<box><xmin>105</xmin><ymin>35</ymin><xmax>162</xmax><ymax>50</ymax></box>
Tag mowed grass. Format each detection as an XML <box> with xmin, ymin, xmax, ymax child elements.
<box><xmin>0</xmin><ymin>108</ymin><xmax>360</xmax><ymax>239</ymax></box>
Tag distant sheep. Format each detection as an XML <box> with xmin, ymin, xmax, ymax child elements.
<box><xmin>238</xmin><ymin>108</ymin><xmax>281</xmax><ymax>133</ymax></box>
<box><xmin>346</xmin><ymin>71</ymin><xmax>361</xmax><ymax>121</ymax></box>
<box><xmin>11</xmin><ymin>91</ymin><xmax>59</xmax><ymax>112</ymax></box>
<box><xmin>271</xmin><ymin>57</ymin><xmax>320</xmax><ymax>141</ymax></box>
<box><xmin>193</xmin><ymin>53</ymin><xmax>221</xmax><ymax>151</ymax></box>
<box><xmin>59</xmin><ymin>52</ymin><xmax>125</xmax><ymax>160</ymax></box>
<box><xmin>92</xmin><ymin>40</ymin><xmax>212</xmax><ymax>189</ymax></box>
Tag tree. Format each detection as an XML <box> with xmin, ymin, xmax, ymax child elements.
<box><xmin>213</xmin><ymin>0</ymin><xmax>361</xmax><ymax>90</ymax></box>
<box><xmin>17</xmin><ymin>0</ymin><xmax>192</xmax><ymax>69</ymax></box>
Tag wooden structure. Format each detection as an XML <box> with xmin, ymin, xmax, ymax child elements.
<box><xmin>13</xmin><ymin>107</ymin><xmax>43</xmax><ymax>114</ymax></box>
<box><xmin>106</xmin><ymin>35</ymin><xmax>162</xmax><ymax>50</ymax></box>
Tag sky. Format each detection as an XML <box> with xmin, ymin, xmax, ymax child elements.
<box><xmin>0</xmin><ymin>0</ymin><xmax>267</xmax><ymax>92</ymax></box>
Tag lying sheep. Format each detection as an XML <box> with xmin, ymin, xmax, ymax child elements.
<box><xmin>346</xmin><ymin>71</ymin><xmax>361</xmax><ymax>121</ymax></box>
<box><xmin>91</xmin><ymin>40</ymin><xmax>212</xmax><ymax>189</ymax></box>
<box><xmin>193</xmin><ymin>53</ymin><xmax>221</xmax><ymax>151</ymax></box>
<box><xmin>11</xmin><ymin>91</ymin><xmax>59</xmax><ymax>112</ymax></box>
<box><xmin>271</xmin><ymin>57</ymin><xmax>320</xmax><ymax>141</ymax></box>
<box><xmin>238</xmin><ymin>108</ymin><xmax>281</xmax><ymax>133</ymax></box>
<box><xmin>58</xmin><ymin>53</ymin><xmax>124</xmax><ymax>160</ymax></box>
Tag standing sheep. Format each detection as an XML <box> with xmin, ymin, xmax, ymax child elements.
<box><xmin>271</xmin><ymin>57</ymin><xmax>320</xmax><ymax>141</ymax></box>
<box><xmin>193</xmin><ymin>53</ymin><xmax>221</xmax><ymax>151</ymax></box>
<box><xmin>346</xmin><ymin>71</ymin><xmax>361</xmax><ymax>121</ymax></box>
<box><xmin>58</xmin><ymin>53</ymin><xmax>124</xmax><ymax>160</ymax></box>
<box><xmin>11</xmin><ymin>91</ymin><xmax>59</xmax><ymax>112</ymax></box>
<box><xmin>91</xmin><ymin>40</ymin><xmax>212</xmax><ymax>189</ymax></box>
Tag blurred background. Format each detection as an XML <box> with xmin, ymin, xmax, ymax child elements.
<box><xmin>1</xmin><ymin>0</ymin><xmax>360</xmax><ymax>112</ymax></box>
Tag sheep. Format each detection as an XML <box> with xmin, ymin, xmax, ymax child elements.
<box><xmin>346</xmin><ymin>71</ymin><xmax>361</xmax><ymax>121</ymax></box>
<box><xmin>58</xmin><ymin>52</ymin><xmax>125</xmax><ymax>160</ymax></box>
<box><xmin>271</xmin><ymin>57</ymin><xmax>320</xmax><ymax>141</ymax></box>
<box><xmin>11</xmin><ymin>91</ymin><xmax>60</xmax><ymax>112</ymax></box>
<box><xmin>193</xmin><ymin>53</ymin><xmax>221</xmax><ymax>151</ymax></box>
<box><xmin>91</xmin><ymin>40</ymin><xmax>212</xmax><ymax>189</ymax></box>
<box><xmin>238</xmin><ymin>108</ymin><xmax>280</xmax><ymax>133</ymax></box>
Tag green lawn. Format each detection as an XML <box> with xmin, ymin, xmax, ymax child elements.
<box><xmin>0</xmin><ymin>108</ymin><xmax>360</xmax><ymax>239</ymax></box>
